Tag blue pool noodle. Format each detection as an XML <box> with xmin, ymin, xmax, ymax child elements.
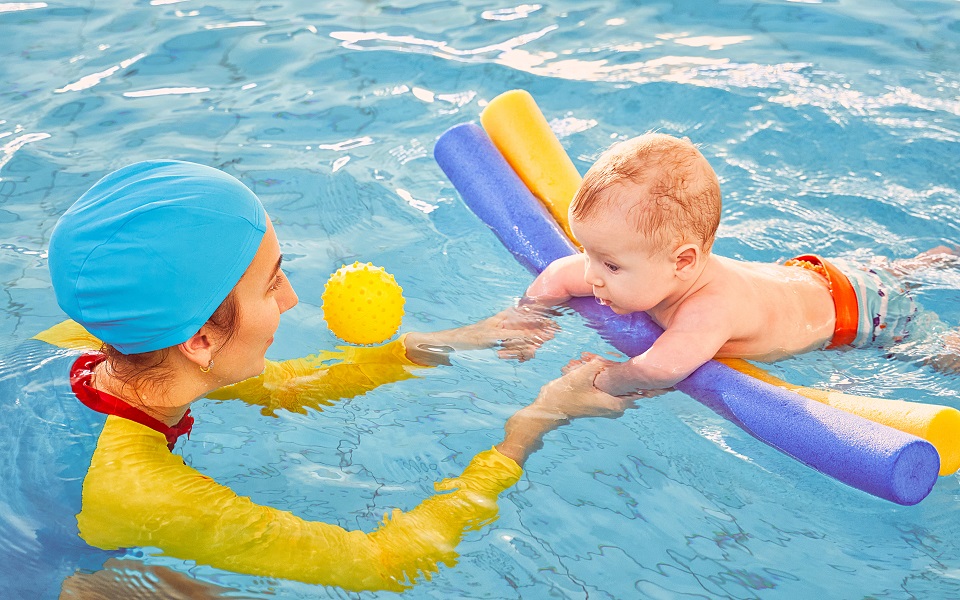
<box><xmin>434</xmin><ymin>122</ymin><xmax>939</xmax><ymax>505</ymax></box>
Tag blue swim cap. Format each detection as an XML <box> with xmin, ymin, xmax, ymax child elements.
<box><xmin>49</xmin><ymin>160</ymin><xmax>267</xmax><ymax>354</ymax></box>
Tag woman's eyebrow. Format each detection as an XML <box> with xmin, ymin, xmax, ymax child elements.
<box><xmin>268</xmin><ymin>255</ymin><xmax>284</xmax><ymax>281</ymax></box>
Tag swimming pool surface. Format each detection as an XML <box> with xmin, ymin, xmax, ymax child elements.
<box><xmin>2</xmin><ymin>0</ymin><xmax>960</xmax><ymax>597</ymax></box>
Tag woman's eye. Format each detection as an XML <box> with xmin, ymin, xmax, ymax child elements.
<box><xmin>270</xmin><ymin>272</ymin><xmax>285</xmax><ymax>290</ymax></box>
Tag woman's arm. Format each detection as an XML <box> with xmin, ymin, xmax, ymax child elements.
<box><xmin>32</xmin><ymin>315</ymin><xmax>554</xmax><ymax>415</ymax></box>
<box><xmin>205</xmin><ymin>338</ymin><xmax>423</xmax><ymax>415</ymax></box>
<box><xmin>77</xmin><ymin>364</ymin><xmax>625</xmax><ymax>591</ymax></box>
<box><xmin>496</xmin><ymin>360</ymin><xmax>633</xmax><ymax>465</ymax></box>
<box><xmin>79</xmin><ymin>417</ymin><xmax>522</xmax><ymax>592</ymax></box>
<box><xmin>32</xmin><ymin>319</ymin><xmax>428</xmax><ymax>416</ymax></box>
<box><xmin>208</xmin><ymin>304</ymin><xmax>558</xmax><ymax>413</ymax></box>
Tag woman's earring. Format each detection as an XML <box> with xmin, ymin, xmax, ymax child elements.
<box><xmin>200</xmin><ymin>359</ymin><xmax>214</xmax><ymax>373</ymax></box>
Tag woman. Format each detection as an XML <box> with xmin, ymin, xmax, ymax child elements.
<box><xmin>33</xmin><ymin>160</ymin><xmax>628</xmax><ymax>594</ymax></box>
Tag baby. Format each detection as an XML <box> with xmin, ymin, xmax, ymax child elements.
<box><xmin>526</xmin><ymin>133</ymin><xmax>955</xmax><ymax>396</ymax></box>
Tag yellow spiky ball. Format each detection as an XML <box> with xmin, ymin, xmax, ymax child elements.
<box><xmin>322</xmin><ymin>261</ymin><xmax>405</xmax><ymax>345</ymax></box>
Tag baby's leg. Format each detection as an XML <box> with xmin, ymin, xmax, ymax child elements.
<box><xmin>925</xmin><ymin>329</ymin><xmax>960</xmax><ymax>374</ymax></box>
<box><xmin>917</xmin><ymin>245</ymin><xmax>960</xmax><ymax>259</ymax></box>
<box><xmin>886</xmin><ymin>246</ymin><xmax>959</xmax><ymax>278</ymax></box>
<box><xmin>876</xmin><ymin>247</ymin><xmax>960</xmax><ymax>372</ymax></box>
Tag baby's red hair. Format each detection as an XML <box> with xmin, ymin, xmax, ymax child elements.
<box><xmin>571</xmin><ymin>133</ymin><xmax>721</xmax><ymax>253</ymax></box>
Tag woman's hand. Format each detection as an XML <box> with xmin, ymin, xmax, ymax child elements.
<box><xmin>495</xmin><ymin>359</ymin><xmax>635</xmax><ymax>466</ymax></box>
<box><xmin>403</xmin><ymin>303</ymin><xmax>559</xmax><ymax>365</ymax></box>
<box><xmin>534</xmin><ymin>358</ymin><xmax>638</xmax><ymax>419</ymax></box>
<box><xmin>489</xmin><ymin>302</ymin><xmax>561</xmax><ymax>361</ymax></box>
<box><xmin>561</xmin><ymin>352</ymin><xmax>666</xmax><ymax>400</ymax></box>
<box><xmin>566</xmin><ymin>353</ymin><xmax>673</xmax><ymax>399</ymax></box>
<box><xmin>561</xmin><ymin>351</ymin><xmax>611</xmax><ymax>375</ymax></box>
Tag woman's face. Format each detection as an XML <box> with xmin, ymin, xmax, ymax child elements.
<box><xmin>215</xmin><ymin>217</ymin><xmax>298</xmax><ymax>383</ymax></box>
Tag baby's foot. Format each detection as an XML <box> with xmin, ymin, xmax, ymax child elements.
<box><xmin>925</xmin><ymin>330</ymin><xmax>960</xmax><ymax>374</ymax></box>
<box><xmin>919</xmin><ymin>245</ymin><xmax>960</xmax><ymax>257</ymax></box>
<box><xmin>890</xmin><ymin>245</ymin><xmax>960</xmax><ymax>276</ymax></box>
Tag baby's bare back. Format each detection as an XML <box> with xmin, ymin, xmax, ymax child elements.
<box><xmin>707</xmin><ymin>256</ymin><xmax>837</xmax><ymax>361</ymax></box>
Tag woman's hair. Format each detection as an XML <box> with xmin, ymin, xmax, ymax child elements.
<box><xmin>571</xmin><ymin>133</ymin><xmax>721</xmax><ymax>253</ymax></box>
<box><xmin>101</xmin><ymin>291</ymin><xmax>241</xmax><ymax>394</ymax></box>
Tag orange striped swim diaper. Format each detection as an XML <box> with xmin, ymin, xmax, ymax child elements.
<box><xmin>784</xmin><ymin>254</ymin><xmax>918</xmax><ymax>349</ymax></box>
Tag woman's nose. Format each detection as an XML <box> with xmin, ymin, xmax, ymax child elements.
<box><xmin>279</xmin><ymin>279</ymin><xmax>299</xmax><ymax>313</ymax></box>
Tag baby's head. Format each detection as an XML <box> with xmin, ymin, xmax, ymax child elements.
<box><xmin>571</xmin><ymin>133</ymin><xmax>721</xmax><ymax>255</ymax></box>
<box><xmin>567</xmin><ymin>134</ymin><xmax>721</xmax><ymax>314</ymax></box>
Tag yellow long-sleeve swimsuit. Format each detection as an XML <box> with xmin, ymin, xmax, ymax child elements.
<box><xmin>34</xmin><ymin>321</ymin><xmax>522</xmax><ymax>592</ymax></box>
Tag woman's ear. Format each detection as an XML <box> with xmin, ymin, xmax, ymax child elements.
<box><xmin>177</xmin><ymin>328</ymin><xmax>215</xmax><ymax>369</ymax></box>
<box><xmin>674</xmin><ymin>244</ymin><xmax>701</xmax><ymax>279</ymax></box>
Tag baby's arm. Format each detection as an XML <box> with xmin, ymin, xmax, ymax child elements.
<box><xmin>594</xmin><ymin>299</ymin><xmax>732</xmax><ymax>396</ymax></box>
<box><xmin>525</xmin><ymin>254</ymin><xmax>593</xmax><ymax>305</ymax></box>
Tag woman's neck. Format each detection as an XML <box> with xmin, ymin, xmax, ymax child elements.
<box><xmin>91</xmin><ymin>361</ymin><xmax>193</xmax><ymax>426</ymax></box>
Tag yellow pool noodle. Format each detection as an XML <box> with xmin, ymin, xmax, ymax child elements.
<box><xmin>481</xmin><ymin>88</ymin><xmax>960</xmax><ymax>476</ymax></box>
<box><xmin>480</xmin><ymin>90</ymin><xmax>582</xmax><ymax>246</ymax></box>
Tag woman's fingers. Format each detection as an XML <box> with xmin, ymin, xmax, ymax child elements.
<box><xmin>497</xmin><ymin>339</ymin><xmax>536</xmax><ymax>362</ymax></box>
<box><xmin>560</xmin><ymin>352</ymin><xmax>605</xmax><ymax>374</ymax></box>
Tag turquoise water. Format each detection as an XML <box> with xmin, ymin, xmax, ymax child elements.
<box><xmin>2</xmin><ymin>0</ymin><xmax>960</xmax><ymax>597</ymax></box>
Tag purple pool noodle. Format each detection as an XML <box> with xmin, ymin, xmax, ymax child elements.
<box><xmin>433</xmin><ymin>123</ymin><xmax>572</xmax><ymax>275</ymax></box>
<box><xmin>434</xmin><ymin>122</ymin><xmax>938</xmax><ymax>505</ymax></box>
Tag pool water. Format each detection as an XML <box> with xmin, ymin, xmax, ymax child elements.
<box><xmin>2</xmin><ymin>0</ymin><xmax>960</xmax><ymax>597</ymax></box>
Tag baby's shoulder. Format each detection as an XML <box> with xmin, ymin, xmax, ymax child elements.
<box><xmin>714</xmin><ymin>256</ymin><xmax>809</xmax><ymax>289</ymax></box>
<box><xmin>675</xmin><ymin>260</ymin><xmax>762</xmax><ymax>318</ymax></box>
<box><xmin>670</xmin><ymin>284</ymin><xmax>737</xmax><ymax>329</ymax></box>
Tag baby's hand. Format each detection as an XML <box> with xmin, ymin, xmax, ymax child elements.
<box><xmin>533</xmin><ymin>359</ymin><xmax>634</xmax><ymax>420</ymax></box>
<box><xmin>563</xmin><ymin>353</ymin><xmax>670</xmax><ymax>400</ymax></box>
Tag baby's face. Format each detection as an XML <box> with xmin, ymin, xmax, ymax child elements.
<box><xmin>571</xmin><ymin>203</ymin><xmax>679</xmax><ymax>315</ymax></box>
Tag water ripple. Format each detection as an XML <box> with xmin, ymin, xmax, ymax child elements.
<box><xmin>330</xmin><ymin>25</ymin><xmax>559</xmax><ymax>60</ymax></box>
<box><xmin>0</xmin><ymin>2</ymin><xmax>45</xmax><ymax>13</ymax></box>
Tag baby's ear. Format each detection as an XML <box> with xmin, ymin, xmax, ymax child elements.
<box><xmin>674</xmin><ymin>244</ymin><xmax>700</xmax><ymax>277</ymax></box>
